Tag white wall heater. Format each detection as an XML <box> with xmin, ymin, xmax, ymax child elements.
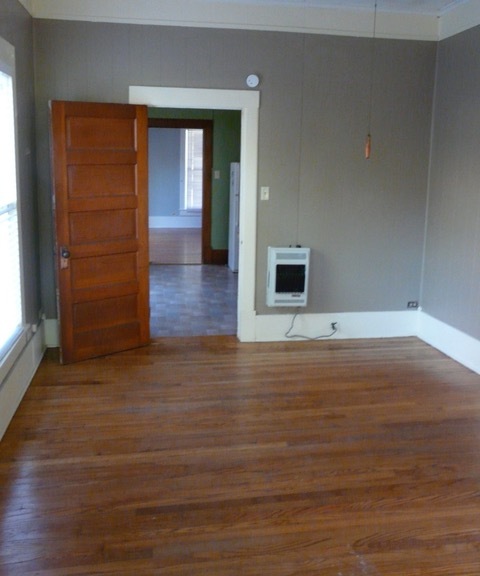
<box><xmin>266</xmin><ymin>246</ymin><xmax>310</xmax><ymax>307</ymax></box>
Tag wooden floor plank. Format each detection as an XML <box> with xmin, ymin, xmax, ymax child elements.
<box><xmin>149</xmin><ymin>228</ymin><xmax>201</xmax><ymax>264</ymax></box>
<box><xmin>1</xmin><ymin>337</ymin><xmax>480</xmax><ymax>574</ymax></box>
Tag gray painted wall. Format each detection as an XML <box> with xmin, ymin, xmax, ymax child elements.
<box><xmin>0</xmin><ymin>0</ymin><xmax>40</xmax><ymax>326</ymax></box>
<box><xmin>422</xmin><ymin>25</ymin><xmax>480</xmax><ymax>340</ymax></box>
<box><xmin>33</xmin><ymin>19</ymin><xmax>436</xmax><ymax>317</ymax></box>
<box><xmin>149</xmin><ymin>128</ymin><xmax>182</xmax><ymax>218</ymax></box>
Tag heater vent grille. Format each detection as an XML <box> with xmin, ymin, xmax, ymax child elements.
<box><xmin>276</xmin><ymin>252</ymin><xmax>306</xmax><ymax>260</ymax></box>
<box><xmin>267</xmin><ymin>247</ymin><xmax>310</xmax><ymax>307</ymax></box>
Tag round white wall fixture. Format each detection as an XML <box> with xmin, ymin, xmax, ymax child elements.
<box><xmin>246</xmin><ymin>74</ymin><xmax>260</xmax><ymax>88</ymax></box>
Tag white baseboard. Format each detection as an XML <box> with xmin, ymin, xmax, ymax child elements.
<box><xmin>0</xmin><ymin>323</ymin><xmax>46</xmax><ymax>440</ymax></box>
<box><xmin>149</xmin><ymin>216</ymin><xmax>201</xmax><ymax>229</ymax></box>
<box><xmin>44</xmin><ymin>319</ymin><xmax>59</xmax><ymax>348</ymax></box>
<box><xmin>41</xmin><ymin>311</ymin><xmax>480</xmax><ymax>376</ymax></box>
<box><xmin>254</xmin><ymin>310</ymin><xmax>418</xmax><ymax>342</ymax></box>
<box><xmin>418</xmin><ymin>312</ymin><xmax>480</xmax><ymax>375</ymax></box>
<box><xmin>44</xmin><ymin>312</ymin><xmax>417</xmax><ymax>346</ymax></box>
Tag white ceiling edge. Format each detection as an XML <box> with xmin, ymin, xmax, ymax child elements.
<box><xmin>439</xmin><ymin>0</ymin><xmax>480</xmax><ymax>39</ymax></box>
<box><xmin>17</xmin><ymin>0</ymin><xmax>33</xmax><ymax>14</ymax></box>
<box><xmin>29</xmin><ymin>0</ymin><xmax>480</xmax><ymax>41</ymax></box>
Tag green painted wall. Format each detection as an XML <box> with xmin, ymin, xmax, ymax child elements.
<box><xmin>149</xmin><ymin>108</ymin><xmax>241</xmax><ymax>249</ymax></box>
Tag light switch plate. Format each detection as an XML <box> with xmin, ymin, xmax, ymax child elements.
<box><xmin>260</xmin><ymin>186</ymin><xmax>269</xmax><ymax>201</ymax></box>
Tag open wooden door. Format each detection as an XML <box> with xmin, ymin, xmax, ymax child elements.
<box><xmin>50</xmin><ymin>101</ymin><xmax>150</xmax><ymax>364</ymax></box>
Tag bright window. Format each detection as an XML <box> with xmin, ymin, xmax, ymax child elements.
<box><xmin>0</xmin><ymin>39</ymin><xmax>23</xmax><ymax>360</ymax></box>
<box><xmin>182</xmin><ymin>129</ymin><xmax>203</xmax><ymax>212</ymax></box>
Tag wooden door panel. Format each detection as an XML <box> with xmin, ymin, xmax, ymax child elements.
<box><xmin>68</xmin><ymin>165</ymin><xmax>136</xmax><ymax>198</ymax></box>
<box><xmin>67</xmin><ymin>150</ymin><xmax>137</xmax><ymax>165</ymax></box>
<box><xmin>67</xmin><ymin>240</ymin><xmax>139</xmax><ymax>261</ymax></box>
<box><xmin>74</xmin><ymin>322</ymin><xmax>142</xmax><ymax>359</ymax></box>
<box><xmin>72</xmin><ymin>282</ymin><xmax>140</xmax><ymax>304</ymax></box>
<box><xmin>69</xmin><ymin>209</ymin><xmax>137</xmax><ymax>244</ymax></box>
<box><xmin>71</xmin><ymin>253</ymin><xmax>138</xmax><ymax>290</ymax></box>
<box><xmin>66</xmin><ymin>117</ymin><xmax>135</xmax><ymax>149</ymax></box>
<box><xmin>73</xmin><ymin>295</ymin><xmax>138</xmax><ymax>331</ymax></box>
<box><xmin>51</xmin><ymin>100</ymin><xmax>149</xmax><ymax>364</ymax></box>
<box><xmin>67</xmin><ymin>197</ymin><xmax>138</xmax><ymax>213</ymax></box>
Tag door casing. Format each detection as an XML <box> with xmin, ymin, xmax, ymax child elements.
<box><xmin>130</xmin><ymin>86</ymin><xmax>260</xmax><ymax>342</ymax></box>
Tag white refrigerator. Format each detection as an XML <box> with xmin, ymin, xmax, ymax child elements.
<box><xmin>228</xmin><ymin>162</ymin><xmax>240</xmax><ymax>272</ymax></box>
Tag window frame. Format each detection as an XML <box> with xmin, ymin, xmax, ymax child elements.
<box><xmin>0</xmin><ymin>35</ymin><xmax>27</xmax><ymax>381</ymax></box>
<box><xmin>179</xmin><ymin>128</ymin><xmax>203</xmax><ymax>215</ymax></box>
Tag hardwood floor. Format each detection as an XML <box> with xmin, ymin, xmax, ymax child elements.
<box><xmin>2</xmin><ymin>336</ymin><xmax>480</xmax><ymax>575</ymax></box>
<box><xmin>149</xmin><ymin>228</ymin><xmax>201</xmax><ymax>264</ymax></box>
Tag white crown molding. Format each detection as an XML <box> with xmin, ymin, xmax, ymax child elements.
<box><xmin>439</xmin><ymin>0</ymin><xmax>480</xmax><ymax>40</ymax></box>
<box><xmin>30</xmin><ymin>0</ymin><xmax>443</xmax><ymax>41</ymax></box>
<box><xmin>27</xmin><ymin>0</ymin><xmax>480</xmax><ymax>40</ymax></box>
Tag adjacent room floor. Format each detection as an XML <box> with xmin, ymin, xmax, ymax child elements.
<box><xmin>149</xmin><ymin>227</ymin><xmax>238</xmax><ymax>338</ymax></box>
<box><xmin>150</xmin><ymin>264</ymin><xmax>238</xmax><ymax>337</ymax></box>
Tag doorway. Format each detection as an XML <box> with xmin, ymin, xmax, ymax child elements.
<box><xmin>130</xmin><ymin>86</ymin><xmax>260</xmax><ymax>341</ymax></box>
<box><xmin>149</xmin><ymin>127</ymin><xmax>203</xmax><ymax>265</ymax></box>
<box><xmin>147</xmin><ymin>114</ymin><xmax>240</xmax><ymax>338</ymax></box>
<box><xmin>148</xmin><ymin>118</ymin><xmax>213</xmax><ymax>265</ymax></box>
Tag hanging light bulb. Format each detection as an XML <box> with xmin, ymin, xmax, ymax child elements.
<box><xmin>365</xmin><ymin>1</ymin><xmax>377</xmax><ymax>160</ymax></box>
<box><xmin>365</xmin><ymin>133</ymin><xmax>371</xmax><ymax>160</ymax></box>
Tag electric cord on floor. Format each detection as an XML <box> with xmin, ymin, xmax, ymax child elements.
<box><xmin>285</xmin><ymin>313</ymin><xmax>337</xmax><ymax>340</ymax></box>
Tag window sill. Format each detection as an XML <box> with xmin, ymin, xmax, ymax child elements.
<box><xmin>0</xmin><ymin>327</ymin><xmax>29</xmax><ymax>386</ymax></box>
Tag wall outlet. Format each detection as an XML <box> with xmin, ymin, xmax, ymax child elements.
<box><xmin>407</xmin><ymin>301</ymin><xmax>419</xmax><ymax>309</ymax></box>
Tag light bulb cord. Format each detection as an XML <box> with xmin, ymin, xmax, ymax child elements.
<box><xmin>365</xmin><ymin>1</ymin><xmax>377</xmax><ymax>159</ymax></box>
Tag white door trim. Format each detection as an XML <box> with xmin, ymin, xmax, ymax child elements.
<box><xmin>129</xmin><ymin>86</ymin><xmax>260</xmax><ymax>341</ymax></box>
